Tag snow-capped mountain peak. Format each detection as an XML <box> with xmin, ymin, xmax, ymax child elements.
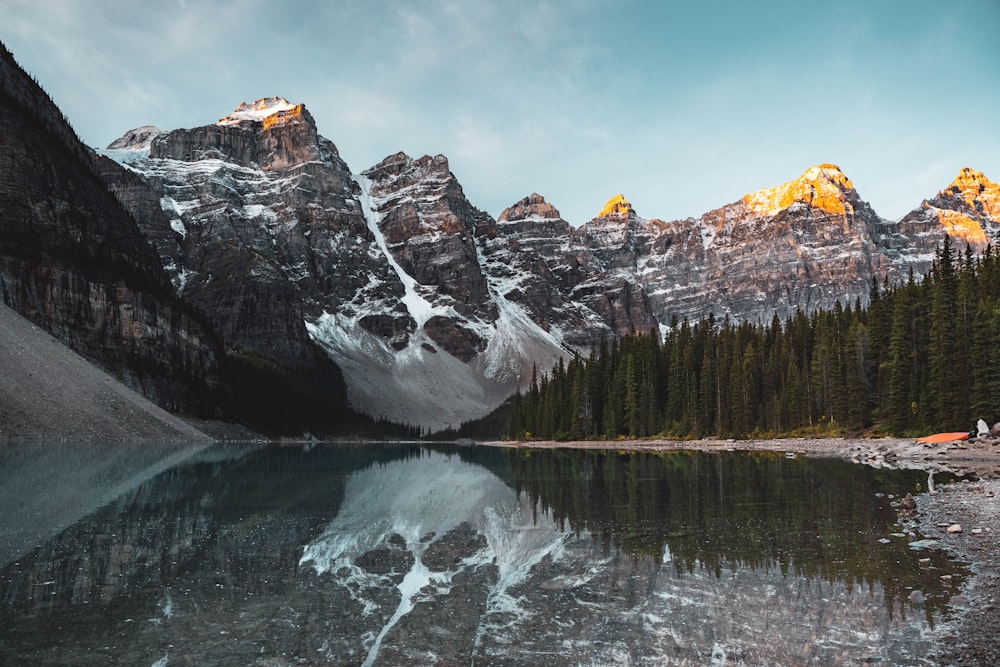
<box><xmin>497</xmin><ymin>193</ymin><xmax>564</xmax><ymax>224</ymax></box>
<box><xmin>97</xmin><ymin>95</ymin><xmax>1000</xmax><ymax>431</ymax></box>
<box><xmin>951</xmin><ymin>166</ymin><xmax>993</xmax><ymax>188</ymax></box>
<box><xmin>217</xmin><ymin>96</ymin><xmax>303</xmax><ymax>127</ymax></box>
<box><xmin>105</xmin><ymin>125</ymin><xmax>164</xmax><ymax>151</ymax></box>
<box><xmin>743</xmin><ymin>163</ymin><xmax>856</xmax><ymax>217</ymax></box>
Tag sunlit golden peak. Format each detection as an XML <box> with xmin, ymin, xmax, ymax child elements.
<box><xmin>949</xmin><ymin>167</ymin><xmax>995</xmax><ymax>192</ymax></box>
<box><xmin>598</xmin><ymin>194</ymin><xmax>633</xmax><ymax>218</ymax></box>
<box><xmin>937</xmin><ymin>167</ymin><xmax>1000</xmax><ymax>232</ymax></box>
<box><xmin>743</xmin><ymin>164</ymin><xmax>855</xmax><ymax>217</ymax></box>
<box><xmin>800</xmin><ymin>163</ymin><xmax>853</xmax><ymax>189</ymax></box>
<box><xmin>217</xmin><ymin>97</ymin><xmax>303</xmax><ymax>127</ymax></box>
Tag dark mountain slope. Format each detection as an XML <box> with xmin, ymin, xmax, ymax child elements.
<box><xmin>0</xmin><ymin>302</ymin><xmax>212</xmax><ymax>439</ymax></box>
<box><xmin>0</xmin><ymin>41</ymin><xmax>220</xmax><ymax>414</ymax></box>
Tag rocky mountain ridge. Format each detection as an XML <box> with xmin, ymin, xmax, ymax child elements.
<box><xmin>894</xmin><ymin>166</ymin><xmax>1000</xmax><ymax>257</ymax></box>
<box><xmin>0</xmin><ymin>41</ymin><xmax>221</xmax><ymax>414</ymax></box>
<box><xmin>1</xmin><ymin>45</ymin><xmax>377</xmax><ymax>437</ymax></box>
<box><xmin>101</xmin><ymin>97</ymin><xmax>1000</xmax><ymax>429</ymax></box>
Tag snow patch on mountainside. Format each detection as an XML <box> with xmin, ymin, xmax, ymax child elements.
<box><xmin>355</xmin><ymin>175</ymin><xmax>448</xmax><ymax>330</ymax></box>
<box><xmin>304</xmin><ymin>229</ymin><xmax>573</xmax><ymax>429</ymax></box>
<box><xmin>101</xmin><ymin>148</ymin><xmax>152</xmax><ymax>166</ymax></box>
<box><xmin>307</xmin><ymin>312</ymin><xmax>515</xmax><ymax>431</ymax></box>
<box><xmin>217</xmin><ymin>97</ymin><xmax>297</xmax><ymax>125</ymax></box>
<box><xmin>304</xmin><ymin>201</ymin><xmax>573</xmax><ymax>429</ymax></box>
<box><xmin>475</xmin><ymin>244</ymin><xmax>573</xmax><ymax>385</ymax></box>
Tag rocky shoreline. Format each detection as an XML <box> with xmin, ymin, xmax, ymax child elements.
<box><xmin>913</xmin><ymin>478</ymin><xmax>1000</xmax><ymax>665</ymax></box>
<box><xmin>489</xmin><ymin>434</ymin><xmax>1000</xmax><ymax>664</ymax></box>
<box><xmin>488</xmin><ymin>435</ymin><xmax>1000</xmax><ymax>477</ymax></box>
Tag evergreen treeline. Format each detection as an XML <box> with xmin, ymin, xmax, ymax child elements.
<box><xmin>508</xmin><ymin>238</ymin><xmax>1000</xmax><ymax>440</ymax></box>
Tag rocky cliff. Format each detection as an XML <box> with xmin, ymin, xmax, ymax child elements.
<box><xmin>492</xmin><ymin>193</ymin><xmax>657</xmax><ymax>345</ymax></box>
<box><xmin>100</xmin><ymin>98</ymin><xmax>409</xmax><ymax>434</ymax></box>
<box><xmin>888</xmin><ymin>167</ymin><xmax>1000</xmax><ymax>270</ymax></box>
<box><xmin>629</xmin><ymin>164</ymin><xmax>897</xmax><ymax>323</ymax></box>
<box><xmin>102</xmin><ymin>97</ymin><xmax>999</xmax><ymax>429</ymax></box>
<box><xmin>105</xmin><ymin>105</ymin><xmax>599</xmax><ymax>429</ymax></box>
<box><xmin>0</xmin><ymin>41</ymin><xmax>221</xmax><ymax>414</ymax></box>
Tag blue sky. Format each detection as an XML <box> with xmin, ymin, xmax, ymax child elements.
<box><xmin>3</xmin><ymin>0</ymin><xmax>998</xmax><ymax>225</ymax></box>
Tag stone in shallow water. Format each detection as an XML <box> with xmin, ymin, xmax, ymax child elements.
<box><xmin>909</xmin><ymin>539</ymin><xmax>940</xmax><ymax>550</ymax></box>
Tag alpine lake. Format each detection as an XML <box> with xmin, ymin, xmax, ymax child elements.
<box><xmin>0</xmin><ymin>440</ymin><xmax>968</xmax><ymax>666</ymax></box>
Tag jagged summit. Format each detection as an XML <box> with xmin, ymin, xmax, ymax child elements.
<box><xmin>363</xmin><ymin>152</ymin><xmax>455</xmax><ymax>202</ymax></box>
<box><xmin>216</xmin><ymin>97</ymin><xmax>304</xmax><ymax>128</ymax></box>
<box><xmin>743</xmin><ymin>163</ymin><xmax>857</xmax><ymax>217</ymax></box>
<box><xmin>498</xmin><ymin>193</ymin><xmax>565</xmax><ymax>223</ymax></box>
<box><xmin>900</xmin><ymin>167</ymin><xmax>1000</xmax><ymax>247</ymax></box>
<box><xmin>597</xmin><ymin>194</ymin><xmax>634</xmax><ymax>219</ymax></box>
<box><xmin>106</xmin><ymin>125</ymin><xmax>163</xmax><ymax>151</ymax></box>
<box><xmin>942</xmin><ymin>167</ymin><xmax>1000</xmax><ymax>215</ymax></box>
<box><xmin>951</xmin><ymin>166</ymin><xmax>992</xmax><ymax>186</ymax></box>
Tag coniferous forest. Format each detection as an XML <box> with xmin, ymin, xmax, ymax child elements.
<box><xmin>506</xmin><ymin>238</ymin><xmax>1000</xmax><ymax>440</ymax></box>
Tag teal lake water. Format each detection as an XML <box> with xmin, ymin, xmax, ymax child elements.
<box><xmin>0</xmin><ymin>441</ymin><xmax>966</xmax><ymax>665</ymax></box>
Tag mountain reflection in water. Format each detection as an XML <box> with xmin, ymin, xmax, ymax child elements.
<box><xmin>0</xmin><ymin>443</ymin><xmax>963</xmax><ymax>666</ymax></box>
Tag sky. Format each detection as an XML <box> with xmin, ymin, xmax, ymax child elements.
<box><xmin>2</xmin><ymin>0</ymin><xmax>998</xmax><ymax>225</ymax></box>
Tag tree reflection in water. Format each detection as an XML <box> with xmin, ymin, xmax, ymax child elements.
<box><xmin>509</xmin><ymin>448</ymin><xmax>960</xmax><ymax>619</ymax></box>
<box><xmin>0</xmin><ymin>443</ymin><xmax>965</xmax><ymax>666</ymax></box>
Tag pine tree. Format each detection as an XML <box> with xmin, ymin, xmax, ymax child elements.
<box><xmin>927</xmin><ymin>236</ymin><xmax>966</xmax><ymax>429</ymax></box>
<box><xmin>971</xmin><ymin>296</ymin><xmax>1000</xmax><ymax>422</ymax></box>
<box><xmin>503</xmin><ymin>246</ymin><xmax>994</xmax><ymax>440</ymax></box>
<box><xmin>624</xmin><ymin>355</ymin><xmax>640</xmax><ymax>436</ymax></box>
<box><xmin>886</xmin><ymin>275</ymin><xmax>919</xmax><ymax>434</ymax></box>
<box><xmin>844</xmin><ymin>318</ymin><xmax>869</xmax><ymax>428</ymax></box>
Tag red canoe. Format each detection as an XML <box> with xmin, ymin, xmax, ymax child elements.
<box><xmin>915</xmin><ymin>431</ymin><xmax>970</xmax><ymax>444</ymax></box>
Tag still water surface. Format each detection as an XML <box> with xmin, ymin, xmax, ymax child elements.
<box><xmin>0</xmin><ymin>442</ymin><xmax>965</xmax><ymax>665</ymax></box>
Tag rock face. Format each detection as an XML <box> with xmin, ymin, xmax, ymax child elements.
<box><xmin>104</xmin><ymin>103</ymin><xmax>564</xmax><ymax>429</ymax></box>
<box><xmin>0</xmin><ymin>41</ymin><xmax>221</xmax><ymax>413</ymax></box>
<box><xmin>99</xmin><ymin>97</ymin><xmax>392</xmax><ymax>433</ymax></box>
<box><xmin>362</xmin><ymin>151</ymin><xmax>496</xmax><ymax>354</ymax></box>
<box><xmin>488</xmin><ymin>194</ymin><xmax>656</xmax><ymax>351</ymax></box>
<box><xmin>102</xmin><ymin>97</ymin><xmax>1000</xmax><ymax>429</ymax></box>
<box><xmin>630</xmin><ymin>164</ymin><xmax>896</xmax><ymax>323</ymax></box>
<box><xmin>889</xmin><ymin>167</ymin><xmax>1000</xmax><ymax>270</ymax></box>
<box><xmin>101</xmin><ymin>98</ymin><xmax>394</xmax><ymax>364</ymax></box>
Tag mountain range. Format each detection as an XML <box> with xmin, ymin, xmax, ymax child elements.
<box><xmin>98</xmin><ymin>97</ymin><xmax>999</xmax><ymax>429</ymax></box>
<box><xmin>2</xmin><ymin>40</ymin><xmax>998</xmax><ymax>433</ymax></box>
